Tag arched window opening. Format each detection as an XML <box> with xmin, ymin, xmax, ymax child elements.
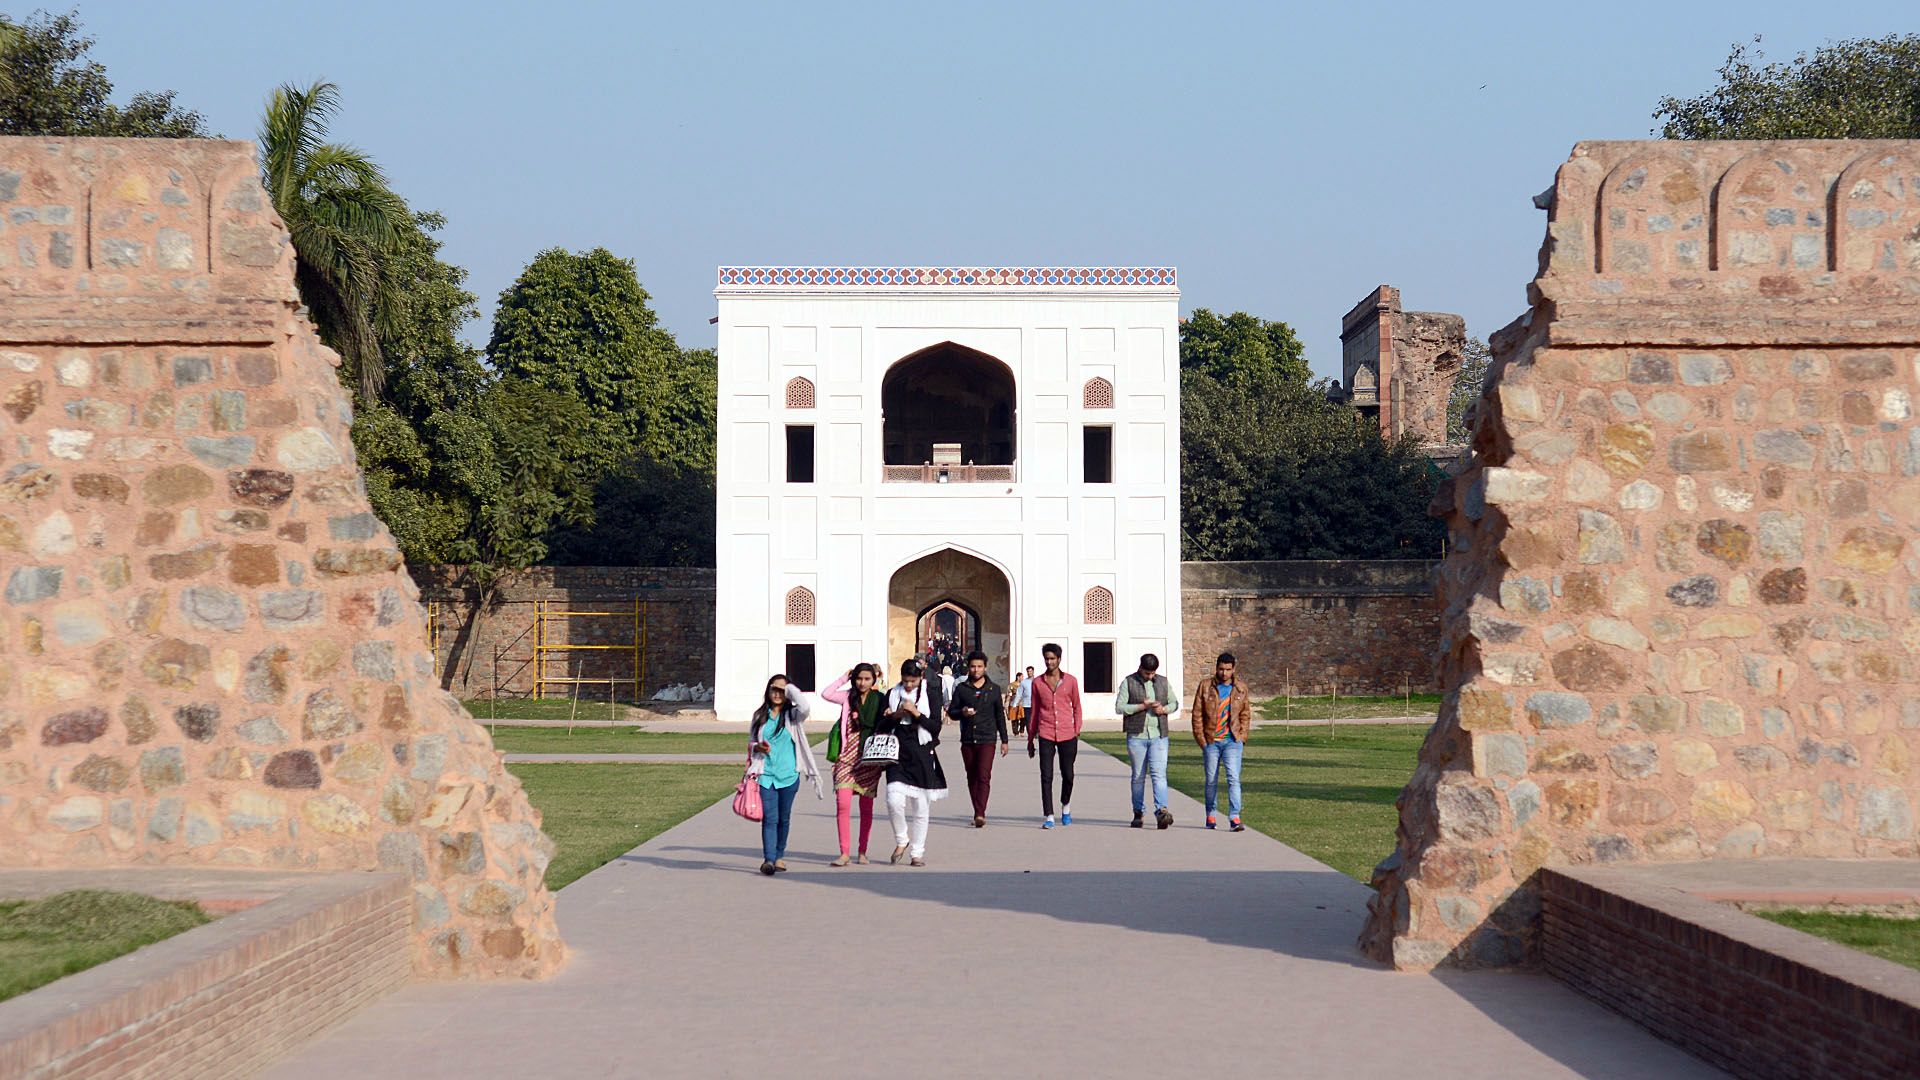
<box><xmin>1084</xmin><ymin>586</ymin><xmax>1115</xmax><ymax>624</ymax></box>
<box><xmin>784</xmin><ymin>587</ymin><xmax>816</xmax><ymax>626</ymax></box>
<box><xmin>881</xmin><ymin>342</ymin><xmax>1015</xmax><ymax>479</ymax></box>
<box><xmin>1083</xmin><ymin>377</ymin><xmax>1113</xmax><ymax>409</ymax></box>
<box><xmin>785</xmin><ymin>377</ymin><xmax>816</xmax><ymax>409</ymax></box>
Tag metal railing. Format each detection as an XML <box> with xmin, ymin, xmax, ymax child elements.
<box><xmin>881</xmin><ymin>463</ymin><xmax>1016</xmax><ymax>483</ymax></box>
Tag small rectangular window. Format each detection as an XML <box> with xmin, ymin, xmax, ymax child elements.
<box><xmin>784</xmin><ymin>644</ymin><xmax>816</xmax><ymax>693</ymax></box>
<box><xmin>1083</xmin><ymin>426</ymin><xmax>1113</xmax><ymax>484</ymax></box>
<box><xmin>1083</xmin><ymin>642</ymin><xmax>1115</xmax><ymax>695</ymax></box>
<box><xmin>786</xmin><ymin>425</ymin><xmax>815</xmax><ymax>483</ymax></box>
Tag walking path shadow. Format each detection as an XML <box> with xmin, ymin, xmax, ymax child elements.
<box><xmin>267</xmin><ymin>741</ymin><xmax>1715</xmax><ymax>1079</ymax></box>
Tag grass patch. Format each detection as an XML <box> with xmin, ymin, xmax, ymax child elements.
<box><xmin>507</xmin><ymin>763</ymin><xmax>738</xmax><ymax>889</ymax></box>
<box><xmin>1753</xmin><ymin>909</ymin><xmax>1920</xmax><ymax>972</ymax></box>
<box><xmin>462</xmin><ymin>697</ymin><xmax>633</xmax><ymax>722</ymax></box>
<box><xmin>487</xmin><ymin>728</ymin><xmax>756</xmax><ymax>755</ymax></box>
<box><xmin>1083</xmin><ymin>724</ymin><xmax>1427</xmax><ymax>881</ymax></box>
<box><xmin>0</xmin><ymin>890</ymin><xmax>211</xmax><ymax>1002</ymax></box>
<box><xmin>1257</xmin><ymin>693</ymin><xmax>1441</xmax><ymax>721</ymax></box>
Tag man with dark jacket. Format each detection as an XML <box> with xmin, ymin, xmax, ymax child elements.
<box><xmin>1115</xmin><ymin>653</ymin><xmax>1179</xmax><ymax>830</ymax></box>
<box><xmin>947</xmin><ymin>651</ymin><xmax>1008</xmax><ymax>827</ymax></box>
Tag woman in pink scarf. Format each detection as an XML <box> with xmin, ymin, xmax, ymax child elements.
<box><xmin>820</xmin><ymin>663</ymin><xmax>885</xmax><ymax>865</ymax></box>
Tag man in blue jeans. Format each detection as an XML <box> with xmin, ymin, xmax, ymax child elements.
<box><xmin>1189</xmin><ymin>652</ymin><xmax>1249</xmax><ymax>831</ymax></box>
<box><xmin>1115</xmin><ymin>653</ymin><xmax>1178</xmax><ymax>829</ymax></box>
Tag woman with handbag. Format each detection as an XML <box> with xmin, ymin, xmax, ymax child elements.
<box><xmin>879</xmin><ymin>659</ymin><xmax>949</xmax><ymax>867</ymax></box>
<box><xmin>746</xmin><ymin>674</ymin><xmax>823</xmax><ymax>876</ymax></box>
<box><xmin>819</xmin><ymin>663</ymin><xmax>885</xmax><ymax>866</ymax></box>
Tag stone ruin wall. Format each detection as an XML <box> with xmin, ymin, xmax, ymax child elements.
<box><xmin>1341</xmin><ymin>285</ymin><xmax>1467</xmax><ymax>448</ymax></box>
<box><xmin>0</xmin><ymin>138</ymin><xmax>561</xmax><ymax>978</ymax></box>
<box><xmin>1361</xmin><ymin>140</ymin><xmax>1920</xmax><ymax>969</ymax></box>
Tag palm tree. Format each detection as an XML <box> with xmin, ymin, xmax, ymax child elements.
<box><xmin>259</xmin><ymin>81</ymin><xmax>408</xmax><ymax>404</ymax></box>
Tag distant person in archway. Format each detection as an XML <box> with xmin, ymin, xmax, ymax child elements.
<box><xmin>746</xmin><ymin>674</ymin><xmax>822</xmax><ymax>875</ymax></box>
<box><xmin>821</xmin><ymin>663</ymin><xmax>884</xmax><ymax>866</ymax></box>
<box><xmin>1026</xmin><ymin>644</ymin><xmax>1083</xmax><ymax>828</ymax></box>
<box><xmin>1116</xmin><ymin>652</ymin><xmax>1179</xmax><ymax>830</ymax></box>
<box><xmin>881</xmin><ymin>659</ymin><xmax>948</xmax><ymax>866</ymax></box>
<box><xmin>1191</xmin><ymin>652</ymin><xmax>1250</xmax><ymax>832</ymax></box>
<box><xmin>1007</xmin><ymin>672</ymin><xmax>1026</xmax><ymax>736</ymax></box>
<box><xmin>948</xmin><ymin>651</ymin><xmax>1009</xmax><ymax>827</ymax></box>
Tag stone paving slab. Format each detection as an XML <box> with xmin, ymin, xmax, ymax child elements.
<box><xmin>1575</xmin><ymin>857</ymin><xmax>1920</xmax><ymax>906</ymax></box>
<box><xmin>266</xmin><ymin>745</ymin><xmax>1716</xmax><ymax>1079</ymax></box>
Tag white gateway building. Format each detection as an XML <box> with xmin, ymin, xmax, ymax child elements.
<box><xmin>713</xmin><ymin>267</ymin><xmax>1183</xmax><ymax>720</ymax></box>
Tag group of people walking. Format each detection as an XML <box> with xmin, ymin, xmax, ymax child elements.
<box><xmin>742</xmin><ymin>649</ymin><xmax>1251</xmax><ymax>873</ymax></box>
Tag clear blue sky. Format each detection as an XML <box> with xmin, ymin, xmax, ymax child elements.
<box><xmin>58</xmin><ymin>1</ymin><xmax>1914</xmax><ymax>378</ymax></box>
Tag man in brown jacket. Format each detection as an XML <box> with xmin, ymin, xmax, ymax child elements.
<box><xmin>1190</xmin><ymin>652</ymin><xmax>1251</xmax><ymax>831</ymax></box>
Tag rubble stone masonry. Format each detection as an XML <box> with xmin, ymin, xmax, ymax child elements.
<box><xmin>1362</xmin><ymin>140</ymin><xmax>1920</xmax><ymax>969</ymax></box>
<box><xmin>0</xmin><ymin>138</ymin><xmax>562</xmax><ymax>977</ymax></box>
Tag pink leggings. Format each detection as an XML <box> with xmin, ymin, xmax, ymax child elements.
<box><xmin>835</xmin><ymin>789</ymin><xmax>876</xmax><ymax>855</ymax></box>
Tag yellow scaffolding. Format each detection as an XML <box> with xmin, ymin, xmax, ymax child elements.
<box><xmin>533</xmin><ymin>598</ymin><xmax>647</xmax><ymax>701</ymax></box>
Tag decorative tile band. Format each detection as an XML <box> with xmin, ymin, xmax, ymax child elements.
<box><xmin>716</xmin><ymin>266</ymin><xmax>1176</xmax><ymax>287</ymax></box>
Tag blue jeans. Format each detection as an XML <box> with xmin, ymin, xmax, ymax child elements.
<box><xmin>1203</xmin><ymin>740</ymin><xmax>1242</xmax><ymax>817</ymax></box>
<box><xmin>760</xmin><ymin>780</ymin><xmax>799</xmax><ymax>863</ymax></box>
<box><xmin>1127</xmin><ymin>736</ymin><xmax>1169</xmax><ymax>813</ymax></box>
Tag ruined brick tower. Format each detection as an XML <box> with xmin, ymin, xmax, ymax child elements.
<box><xmin>1340</xmin><ymin>285</ymin><xmax>1467</xmax><ymax>450</ymax></box>
<box><xmin>0</xmin><ymin>138</ymin><xmax>562</xmax><ymax>977</ymax></box>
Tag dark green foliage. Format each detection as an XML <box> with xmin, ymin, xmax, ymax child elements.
<box><xmin>544</xmin><ymin>457</ymin><xmax>715</xmax><ymax>568</ymax></box>
<box><xmin>1656</xmin><ymin>35</ymin><xmax>1920</xmax><ymax>140</ymax></box>
<box><xmin>1180</xmin><ymin>311</ymin><xmax>1444</xmax><ymax>561</ymax></box>
<box><xmin>0</xmin><ymin>12</ymin><xmax>208</xmax><ymax>137</ymax></box>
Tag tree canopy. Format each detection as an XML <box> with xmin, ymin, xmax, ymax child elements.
<box><xmin>0</xmin><ymin>11</ymin><xmax>208</xmax><ymax>137</ymax></box>
<box><xmin>1180</xmin><ymin>311</ymin><xmax>1444</xmax><ymax>561</ymax></box>
<box><xmin>1655</xmin><ymin>35</ymin><xmax>1920</xmax><ymax>140</ymax></box>
<box><xmin>1446</xmin><ymin>336</ymin><xmax>1491</xmax><ymax>444</ymax></box>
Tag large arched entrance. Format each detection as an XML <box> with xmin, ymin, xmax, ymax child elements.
<box><xmin>888</xmin><ymin>549</ymin><xmax>1011</xmax><ymax>685</ymax></box>
<box><xmin>881</xmin><ymin>343</ymin><xmax>1015</xmax><ymax>472</ymax></box>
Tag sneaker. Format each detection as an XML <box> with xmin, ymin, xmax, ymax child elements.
<box><xmin>1041</xmin><ymin>819</ymin><xmax>1054</xmax><ymax>830</ymax></box>
<box><xmin>890</xmin><ymin>845</ymin><xmax>908</xmax><ymax>864</ymax></box>
<box><xmin>1131</xmin><ymin>811</ymin><xmax>1144</xmax><ymax>829</ymax></box>
<box><xmin>830</xmin><ymin>854</ymin><xmax>851</xmax><ymax>867</ymax></box>
<box><xmin>1206</xmin><ymin>815</ymin><xmax>1217</xmax><ymax>830</ymax></box>
<box><xmin>759</xmin><ymin>861</ymin><xmax>776</xmax><ymax>876</ymax></box>
<box><xmin>774</xmin><ymin>860</ymin><xmax>789</xmax><ymax>872</ymax></box>
<box><xmin>1231</xmin><ymin>818</ymin><xmax>1245</xmax><ymax>832</ymax></box>
<box><xmin>1156</xmin><ymin>809</ymin><xmax>1174</xmax><ymax>830</ymax></box>
<box><xmin>1062</xmin><ymin>812</ymin><xmax>1073</xmax><ymax>826</ymax></box>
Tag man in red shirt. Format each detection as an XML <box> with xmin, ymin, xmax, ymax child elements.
<box><xmin>1024</xmin><ymin>643</ymin><xmax>1083</xmax><ymax>828</ymax></box>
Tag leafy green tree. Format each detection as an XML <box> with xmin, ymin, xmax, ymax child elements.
<box><xmin>261</xmin><ymin>80</ymin><xmax>408</xmax><ymax>405</ymax></box>
<box><xmin>1445</xmin><ymin>336</ymin><xmax>1491</xmax><ymax>443</ymax></box>
<box><xmin>1179</xmin><ymin>308</ymin><xmax>1311</xmax><ymax>387</ymax></box>
<box><xmin>1180</xmin><ymin>311</ymin><xmax>1444</xmax><ymax>561</ymax></box>
<box><xmin>0</xmin><ymin>11</ymin><xmax>208</xmax><ymax>137</ymax></box>
<box><xmin>1655</xmin><ymin>35</ymin><xmax>1920</xmax><ymax>139</ymax></box>
<box><xmin>485</xmin><ymin>248</ymin><xmax>683</xmax><ymax>469</ymax></box>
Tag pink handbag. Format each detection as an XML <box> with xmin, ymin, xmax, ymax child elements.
<box><xmin>732</xmin><ymin>771</ymin><xmax>763</xmax><ymax>822</ymax></box>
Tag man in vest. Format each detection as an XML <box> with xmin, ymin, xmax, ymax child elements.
<box><xmin>1116</xmin><ymin>653</ymin><xmax>1180</xmax><ymax>830</ymax></box>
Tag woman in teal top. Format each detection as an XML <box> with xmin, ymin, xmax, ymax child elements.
<box><xmin>748</xmin><ymin>674</ymin><xmax>822</xmax><ymax>876</ymax></box>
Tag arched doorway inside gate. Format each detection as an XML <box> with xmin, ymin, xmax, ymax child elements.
<box><xmin>887</xmin><ymin>549</ymin><xmax>1011</xmax><ymax>685</ymax></box>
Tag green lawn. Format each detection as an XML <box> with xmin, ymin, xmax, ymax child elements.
<box><xmin>0</xmin><ymin>890</ymin><xmax>211</xmax><ymax>1002</ymax></box>
<box><xmin>507</xmin><ymin>763</ymin><xmax>738</xmax><ymax>889</ymax></box>
<box><xmin>462</xmin><ymin>697</ymin><xmax>633</xmax><ymax>722</ymax></box>
<box><xmin>1753</xmin><ymin>909</ymin><xmax>1920</xmax><ymax>972</ymax></box>
<box><xmin>1082</xmin><ymin>724</ymin><xmax>1427</xmax><ymax>881</ymax></box>
<box><xmin>487</xmin><ymin>728</ymin><xmax>758</xmax><ymax>755</ymax></box>
<box><xmin>1257</xmin><ymin>693</ymin><xmax>1441</xmax><ymax>721</ymax></box>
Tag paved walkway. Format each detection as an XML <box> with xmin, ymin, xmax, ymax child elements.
<box><xmin>267</xmin><ymin>746</ymin><xmax>1714</xmax><ymax>1079</ymax></box>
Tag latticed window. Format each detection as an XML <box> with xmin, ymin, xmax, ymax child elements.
<box><xmin>784</xmin><ymin>587</ymin><xmax>816</xmax><ymax>626</ymax></box>
<box><xmin>785</xmin><ymin>377</ymin><xmax>816</xmax><ymax>409</ymax></box>
<box><xmin>1083</xmin><ymin>377</ymin><xmax>1113</xmax><ymax>409</ymax></box>
<box><xmin>1083</xmin><ymin>586</ymin><xmax>1114</xmax><ymax>624</ymax></box>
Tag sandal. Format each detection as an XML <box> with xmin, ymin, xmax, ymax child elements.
<box><xmin>910</xmin><ymin>857</ymin><xmax>925</xmax><ymax>867</ymax></box>
<box><xmin>830</xmin><ymin>854</ymin><xmax>851</xmax><ymax>867</ymax></box>
<box><xmin>890</xmin><ymin>845</ymin><xmax>908</xmax><ymax>865</ymax></box>
<box><xmin>856</xmin><ymin>853</ymin><xmax>869</xmax><ymax>865</ymax></box>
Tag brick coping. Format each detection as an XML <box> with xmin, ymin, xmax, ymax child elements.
<box><xmin>0</xmin><ymin>869</ymin><xmax>408</xmax><ymax>1078</ymax></box>
<box><xmin>1543</xmin><ymin>860</ymin><xmax>1920</xmax><ymax>1017</ymax></box>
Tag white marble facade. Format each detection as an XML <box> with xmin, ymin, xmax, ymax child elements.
<box><xmin>713</xmin><ymin>267</ymin><xmax>1182</xmax><ymax>720</ymax></box>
